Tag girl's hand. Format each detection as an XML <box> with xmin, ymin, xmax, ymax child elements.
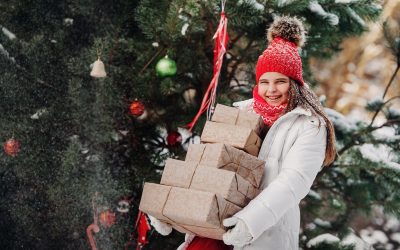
<box><xmin>222</xmin><ymin>217</ymin><xmax>253</xmax><ymax>247</ymax></box>
<box><xmin>148</xmin><ymin>215</ymin><xmax>173</xmax><ymax>236</ymax></box>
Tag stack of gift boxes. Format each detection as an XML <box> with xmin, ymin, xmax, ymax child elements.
<box><xmin>139</xmin><ymin>104</ymin><xmax>266</xmax><ymax>240</ymax></box>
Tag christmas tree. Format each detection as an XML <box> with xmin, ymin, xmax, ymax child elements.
<box><xmin>2</xmin><ymin>0</ymin><xmax>398</xmax><ymax>249</ymax></box>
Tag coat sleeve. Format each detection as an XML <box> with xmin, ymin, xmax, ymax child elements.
<box><xmin>234</xmin><ymin>120</ymin><xmax>327</xmax><ymax>241</ymax></box>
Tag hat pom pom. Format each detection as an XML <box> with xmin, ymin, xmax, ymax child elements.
<box><xmin>267</xmin><ymin>16</ymin><xmax>306</xmax><ymax>47</ymax></box>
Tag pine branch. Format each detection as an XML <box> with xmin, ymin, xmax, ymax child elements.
<box><xmin>338</xmin><ymin>65</ymin><xmax>400</xmax><ymax>156</ymax></box>
<box><xmin>226</xmin><ymin>39</ymin><xmax>254</xmax><ymax>87</ymax></box>
<box><xmin>337</xmin><ymin>119</ymin><xmax>400</xmax><ymax>155</ymax></box>
<box><xmin>369</xmin><ymin>65</ymin><xmax>400</xmax><ymax>126</ymax></box>
<box><xmin>139</xmin><ymin>47</ymin><xmax>166</xmax><ymax>75</ymax></box>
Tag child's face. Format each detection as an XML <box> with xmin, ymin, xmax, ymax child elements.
<box><xmin>258</xmin><ymin>72</ymin><xmax>290</xmax><ymax>106</ymax></box>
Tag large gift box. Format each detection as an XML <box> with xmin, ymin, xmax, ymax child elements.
<box><xmin>139</xmin><ymin>102</ymin><xmax>266</xmax><ymax>240</ymax></box>
<box><xmin>185</xmin><ymin>143</ymin><xmax>265</xmax><ymax>188</ymax></box>
<box><xmin>160</xmin><ymin>158</ymin><xmax>260</xmax><ymax>207</ymax></box>
<box><xmin>200</xmin><ymin>121</ymin><xmax>262</xmax><ymax>156</ymax></box>
<box><xmin>211</xmin><ymin>104</ymin><xmax>265</xmax><ymax>137</ymax></box>
<box><xmin>139</xmin><ymin>182</ymin><xmax>241</xmax><ymax>240</ymax></box>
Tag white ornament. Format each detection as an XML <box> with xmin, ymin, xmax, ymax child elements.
<box><xmin>90</xmin><ymin>58</ymin><xmax>107</xmax><ymax>78</ymax></box>
<box><xmin>182</xmin><ymin>88</ymin><xmax>197</xmax><ymax>105</ymax></box>
<box><xmin>64</xmin><ymin>18</ymin><xmax>74</xmax><ymax>26</ymax></box>
<box><xmin>181</xmin><ymin>23</ymin><xmax>189</xmax><ymax>36</ymax></box>
<box><xmin>30</xmin><ymin>108</ymin><xmax>48</xmax><ymax>120</ymax></box>
<box><xmin>117</xmin><ymin>200</ymin><xmax>130</xmax><ymax>213</ymax></box>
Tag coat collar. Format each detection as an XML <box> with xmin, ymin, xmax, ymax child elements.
<box><xmin>289</xmin><ymin>106</ymin><xmax>312</xmax><ymax>117</ymax></box>
<box><xmin>267</xmin><ymin>106</ymin><xmax>312</xmax><ymax>132</ymax></box>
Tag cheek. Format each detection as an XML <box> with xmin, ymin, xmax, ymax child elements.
<box><xmin>279</xmin><ymin>85</ymin><xmax>290</xmax><ymax>96</ymax></box>
<box><xmin>258</xmin><ymin>85</ymin><xmax>267</xmax><ymax>96</ymax></box>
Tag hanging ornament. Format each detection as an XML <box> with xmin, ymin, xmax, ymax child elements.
<box><xmin>87</xmin><ymin>192</ymin><xmax>101</xmax><ymax>250</ymax></box>
<box><xmin>99</xmin><ymin>210</ymin><xmax>116</xmax><ymax>228</ymax></box>
<box><xmin>86</xmin><ymin>223</ymin><xmax>100</xmax><ymax>250</ymax></box>
<box><xmin>183</xmin><ymin>88</ymin><xmax>197</xmax><ymax>106</ymax></box>
<box><xmin>166</xmin><ymin>131</ymin><xmax>182</xmax><ymax>147</ymax></box>
<box><xmin>90</xmin><ymin>58</ymin><xmax>107</xmax><ymax>78</ymax></box>
<box><xmin>155</xmin><ymin>55</ymin><xmax>177</xmax><ymax>78</ymax></box>
<box><xmin>117</xmin><ymin>199</ymin><xmax>130</xmax><ymax>214</ymax></box>
<box><xmin>136</xmin><ymin>211</ymin><xmax>151</xmax><ymax>249</ymax></box>
<box><xmin>3</xmin><ymin>138</ymin><xmax>21</xmax><ymax>157</ymax></box>
<box><xmin>129</xmin><ymin>100</ymin><xmax>145</xmax><ymax>117</ymax></box>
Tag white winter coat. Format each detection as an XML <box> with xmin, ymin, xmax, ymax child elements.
<box><xmin>178</xmin><ymin>99</ymin><xmax>327</xmax><ymax>250</ymax></box>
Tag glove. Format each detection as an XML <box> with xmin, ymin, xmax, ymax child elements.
<box><xmin>177</xmin><ymin>234</ymin><xmax>196</xmax><ymax>250</ymax></box>
<box><xmin>222</xmin><ymin>217</ymin><xmax>253</xmax><ymax>247</ymax></box>
<box><xmin>148</xmin><ymin>215</ymin><xmax>173</xmax><ymax>236</ymax></box>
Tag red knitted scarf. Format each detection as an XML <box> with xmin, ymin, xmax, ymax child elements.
<box><xmin>253</xmin><ymin>85</ymin><xmax>287</xmax><ymax>127</ymax></box>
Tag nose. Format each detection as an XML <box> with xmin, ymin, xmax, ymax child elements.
<box><xmin>266</xmin><ymin>84</ymin><xmax>277</xmax><ymax>94</ymax></box>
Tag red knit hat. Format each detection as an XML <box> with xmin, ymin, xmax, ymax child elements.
<box><xmin>255</xmin><ymin>16</ymin><xmax>306</xmax><ymax>86</ymax></box>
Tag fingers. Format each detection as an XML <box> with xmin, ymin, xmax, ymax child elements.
<box><xmin>148</xmin><ymin>214</ymin><xmax>156</xmax><ymax>225</ymax></box>
<box><xmin>222</xmin><ymin>230</ymin><xmax>232</xmax><ymax>245</ymax></box>
<box><xmin>223</xmin><ymin>216</ymin><xmax>238</xmax><ymax>227</ymax></box>
<box><xmin>147</xmin><ymin>215</ymin><xmax>173</xmax><ymax>236</ymax></box>
<box><xmin>157</xmin><ymin>222</ymin><xmax>173</xmax><ymax>236</ymax></box>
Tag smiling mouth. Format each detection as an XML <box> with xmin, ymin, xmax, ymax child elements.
<box><xmin>267</xmin><ymin>96</ymin><xmax>282</xmax><ymax>101</ymax></box>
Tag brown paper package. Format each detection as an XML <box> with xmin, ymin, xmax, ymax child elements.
<box><xmin>212</xmin><ymin>104</ymin><xmax>266</xmax><ymax>137</ymax></box>
<box><xmin>160</xmin><ymin>158</ymin><xmax>260</xmax><ymax>207</ymax></box>
<box><xmin>185</xmin><ymin>143</ymin><xmax>265</xmax><ymax>188</ymax></box>
<box><xmin>200</xmin><ymin>121</ymin><xmax>262</xmax><ymax>156</ymax></box>
<box><xmin>139</xmin><ymin>183</ymin><xmax>241</xmax><ymax>240</ymax></box>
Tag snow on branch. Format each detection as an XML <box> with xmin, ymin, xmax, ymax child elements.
<box><xmin>335</xmin><ymin>0</ymin><xmax>357</xmax><ymax>3</ymax></box>
<box><xmin>277</xmin><ymin>0</ymin><xmax>296</xmax><ymax>7</ymax></box>
<box><xmin>306</xmin><ymin>233</ymin><xmax>340</xmax><ymax>248</ymax></box>
<box><xmin>346</xmin><ymin>7</ymin><xmax>366</xmax><ymax>27</ymax></box>
<box><xmin>358</xmin><ymin>144</ymin><xmax>400</xmax><ymax>170</ymax></box>
<box><xmin>239</xmin><ymin>0</ymin><xmax>265</xmax><ymax>11</ymax></box>
<box><xmin>0</xmin><ymin>44</ymin><xmax>16</xmax><ymax>63</ymax></box>
<box><xmin>308</xmin><ymin>1</ymin><xmax>339</xmax><ymax>25</ymax></box>
<box><xmin>325</xmin><ymin>108</ymin><xmax>357</xmax><ymax>132</ymax></box>
<box><xmin>1</xmin><ymin>26</ymin><xmax>16</xmax><ymax>40</ymax></box>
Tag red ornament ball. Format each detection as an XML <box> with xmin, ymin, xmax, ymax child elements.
<box><xmin>129</xmin><ymin>100</ymin><xmax>145</xmax><ymax>117</ymax></box>
<box><xmin>167</xmin><ymin>131</ymin><xmax>182</xmax><ymax>147</ymax></box>
<box><xmin>99</xmin><ymin>210</ymin><xmax>116</xmax><ymax>228</ymax></box>
<box><xmin>4</xmin><ymin>138</ymin><xmax>20</xmax><ymax>157</ymax></box>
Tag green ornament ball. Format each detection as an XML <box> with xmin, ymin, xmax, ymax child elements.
<box><xmin>155</xmin><ymin>56</ymin><xmax>177</xmax><ymax>77</ymax></box>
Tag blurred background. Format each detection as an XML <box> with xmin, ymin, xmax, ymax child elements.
<box><xmin>0</xmin><ymin>0</ymin><xmax>399</xmax><ymax>249</ymax></box>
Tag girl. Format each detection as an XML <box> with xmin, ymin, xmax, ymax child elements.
<box><xmin>149</xmin><ymin>16</ymin><xmax>336</xmax><ymax>250</ymax></box>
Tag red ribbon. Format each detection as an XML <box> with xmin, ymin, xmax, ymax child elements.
<box><xmin>186</xmin><ymin>11</ymin><xmax>229</xmax><ymax>131</ymax></box>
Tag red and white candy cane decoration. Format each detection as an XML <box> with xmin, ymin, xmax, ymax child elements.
<box><xmin>186</xmin><ymin>0</ymin><xmax>229</xmax><ymax>131</ymax></box>
<box><xmin>86</xmin><ymin>192</ymin><xmax>100</xmax><ymax>250</ymax></box>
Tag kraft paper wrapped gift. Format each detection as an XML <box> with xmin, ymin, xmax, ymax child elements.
<box><xmin>139</xmin><ymin>182</ymin><xmax>241</xmax><ymax>240</ymax></box>
<box><xmin>170</xmin><ymin>223</ymin><xmax>227</xmax><ymax>240</ymax></box>
<box><xmin>212</xmin><ymin>104</ymin><xmax>265</xmax><ymax>137</ymax></box>
<box><xmin>200</xmin><ymin>121</ymin><xmax>262</xmax><ymax>156</ymax></box>
<box><xmin>185</xmin><ymin>143</ymin><xmax>265</xmax><ymax>188</ymax></box>
<box><xmin>160</xmin><ymin>158</ymin><xmax>260</xmax><ymax>207</ymax></box>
